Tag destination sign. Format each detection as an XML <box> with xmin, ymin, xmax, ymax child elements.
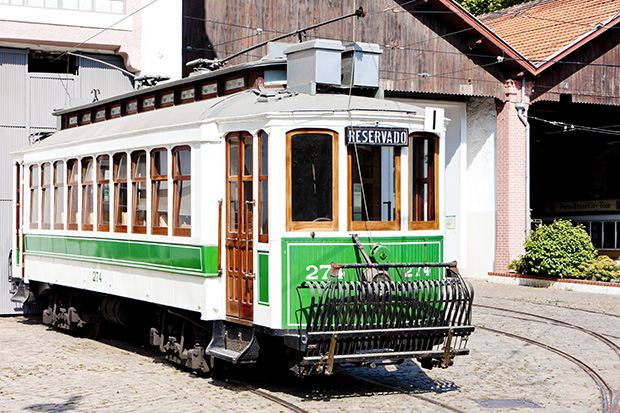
<box><xmin>345</xmin><ymin>127</ymin><xmax>409</xmax><ymax>146</ymax></box>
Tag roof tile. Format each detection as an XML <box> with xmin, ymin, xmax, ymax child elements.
<box><xmin>479</xmin><ymin>0</ymin><xmax>619</xmax><ymax>65</ymax></box>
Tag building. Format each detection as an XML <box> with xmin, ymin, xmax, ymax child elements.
<box><xmin>480</xmin><ymin>0</ymin><xmax>620</xmax><ymax>262</ymax></box>
<box><xmin>0</xmin><ymin>0</ymin><xmax>183</xmax><ymax>313</ymax></box>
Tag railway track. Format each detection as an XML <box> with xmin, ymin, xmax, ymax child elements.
<box><xmin>476</xmin><ymin>303</ymin><xmax>620</xmax><ymax>413</ymax></box>
<box><xmin>225</xmin><ymin>379</ymin><xmax>309</xmax><ymax>413</ymax></box>
<box><xmin>342</xmin><ymin>373</ymin><xmax>467</xmax><ymax>413</ymax></box>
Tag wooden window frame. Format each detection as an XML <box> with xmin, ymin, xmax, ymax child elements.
<box><xmin>151</xmin><ymin>148</ymin><xmax>168</xmax><ymax>236</ymax></box>
<box><xmin>97</xmin><ymin>155</ymin><xmax>110</xmax><ymax>232</ymax></box>
<box><xmin>286</xmin><ymin>129</ymin><xmax>339</xmax><ymax>232</ymax></box>
<box><xmin>172</xmin><ymin>146</ymin><xmax>191</xmax><ymax>237</ymax></box>
<box><xmin>409</xmin><ymin>133</ymin><xmax>439</xmax><ymax>231</ymax></box>
<box><xmin>53</xmin><ymin>161</ymin><xmax>64</xmax><ymax>230</ymax></box>
<box><xmin>131</xmin><ymin>150</ymin><xmax>147</xmax><ymax>234</ymax></box>
<box><xmin>41</xmin><ymin>163</ymin><xmax>52</xmax><ymax>229</ymax></box>
<box><xmin>347</xmin><ymin>146</ymin><xmax>401</xmax><ymax>231</ymax></box>
<box><xmin>66</xmin><ymin>159</ymin><xmax>79</xmax><ymax>231</ymax></box>
<box><xmin>29</xmin><ymin>165</ymin><xmax>39</xmax><ymax>229</ymax></box>
<box><xmin>258</xmin><ymin>131</ymin><xmax>268</xmax><ymax>243</ymax></box>
<box><xmin>113</xmin><ymin>153</ymin><xmax>128</xmax><ymax>233</ymax></box>
<box><xmin>81</xmin><ymin>157</ymin><xmax>95</xmax><ymax>231</ymax></box>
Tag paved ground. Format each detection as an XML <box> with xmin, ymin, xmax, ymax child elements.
<box><xmin>1</xmin><ymin>279</ymin><xmax>619</xmax><ymax>412</ymax></box>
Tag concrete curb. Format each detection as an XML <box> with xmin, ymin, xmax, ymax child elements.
<box><xmin>487</xmin><ymin>272</ymin><xmax>620</xmax><ymax>296</ymax></box>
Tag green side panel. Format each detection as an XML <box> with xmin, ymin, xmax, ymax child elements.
<box><xmin>258</xmin><ymin>252</ymin><xmax>269</xmax><ymax>305</ymax></box>
<box><xmin>24</xmin><ymin>234</ymin><xmax>219</xmax><ymax>277</ymax></box>
<box><xmin>281</xmin><ymin>236</ymin><xmax>443</xmax><ymax>329</ymax></box>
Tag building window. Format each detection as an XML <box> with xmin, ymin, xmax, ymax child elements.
<box><xmin>67</xmin><ymin>159</ymin><xmax>79</xmax><ymax>230</ymax></box>
<box><xmin>82</xmin><ymin>157</ymin><xmax>95</xmax><ymax>231</ymax></box>
<box><xmin>131</xmin><ymin>151</ymin><xmax>147</xmax><ymax>234</ymax></box>
<box><xmin>258</xmin><ymin>131</ymin><xmax>268</xmax><ymax>242</ymax></box>
<box><xmin>410</xmin><ymin>134</ymin><xmax>439</xmax><ymax>230</ymax></box>
<box><xmin>172</xmin><ymin>146</ymin><xmax>191</xmax><ymax>236</ymax></box>
<box><xmin>41</xmin><ymin>163</ymin><xmax>52</xmax><ymax>229</ymax></box>
<box><xmin>113</xmin><ymin>153</ymin><xmax>128</xmax><ymax>233</ymax></box>
<box><xmin>151</xmin><ymin>148</ymin><xmax>168</xmax><ymax>235</ymax></box>
<box><xmin>286</xmin><ymin>129</ymin><xmax>338</xmax><ymax>231</ymax></box>
<box><xmin>97</xmin><ymin>155</ymin><xmax>110</xmax><ymax>231</ymax></box>
<box><xmin>348</xmin><ymin>146</ymin><xmax>400</xmax><ymax>231</ymax></box>
<box><xmin>54</xmin><ymin>161</ymin><xmax>65</xmax><ymax>230</ymax></box>
<box><xmin>30</xmin><ymin>165</ymin><xmax>39</xmax><ymax>229</ymax></box>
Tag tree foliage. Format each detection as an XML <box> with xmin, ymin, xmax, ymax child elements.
<box><xmin>455</xmin><ymin>0</ymin><xmax>532</xmax><ymax>15</ymax></box>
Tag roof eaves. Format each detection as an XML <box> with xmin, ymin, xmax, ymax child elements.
<box><xmin>429</xmin><ymin>0</ymin><xmax>537</xmax><ymax>74</ymax></box>
<box><xmin>529</xmin><ymin>12</ymin><xmax>620</xmax><ymax>75</ymax></box>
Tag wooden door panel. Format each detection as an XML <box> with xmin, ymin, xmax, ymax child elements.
<box><xmin>226</xmin><ymin>133</ymin><xmax>254</xmax><ymax>321</ymax></box>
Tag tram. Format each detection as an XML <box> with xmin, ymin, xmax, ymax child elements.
<box><xmin>9</xmin><ymin>39</ymin><xmax>474</xmax><ymax>376</ymax></box>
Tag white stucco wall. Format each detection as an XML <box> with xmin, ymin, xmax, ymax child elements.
<box><xmin>140</xmin><ymin>0</ymin><xmax>183</xmax><ymax>80</ymax></box>
<box><xmin>0</xmin><ymin>0</ymin><xmax>183</xmax><ymax>79</ymax></box>
<box><xmin>0</xmin><ymin>0</ymin><xmax>143</xmax><ymax>72</ymax></box>
<box><xmin>464</xmin><ymin>97</ymin><xmax>497</xmax><ymax>278</ymax></box>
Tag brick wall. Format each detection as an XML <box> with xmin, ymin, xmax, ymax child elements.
<box><xmin>495</xmin><ymin>80</ymin><xmax>534</xmax><ymax>271</ymax></box>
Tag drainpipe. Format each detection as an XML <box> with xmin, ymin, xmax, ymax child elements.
<box><xmin>515</xmin><ymin>77</ymin><xmax>530</xmax><ymax>238</ymax></box>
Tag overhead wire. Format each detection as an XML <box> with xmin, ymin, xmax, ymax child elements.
<box><xmin>528</xmin><ymin>116</ymin><xmax>620</xmax><ymax>137</ymax></box>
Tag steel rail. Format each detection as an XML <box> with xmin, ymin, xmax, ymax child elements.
<box><xmin>343</xmin><ymin>373</ymin><xmax>467</xmax><ymax>413</ymax></box>
<box><xmin>478</xmin><ymin>326</ymin><xmax>612</xmax><ymax>413</ymax></box>
<box><xmin>226</xmin><ymin>379</ymin><xmax>309</xmax><ymax>413</ymax></box>
<box><xmin>477</xmin><ymin>296</ymin><xmax>620</xmax><ymax>319</ymax></box>
<box><xmin>476</xmin><ymin>303</ymin><xmax>620</xmax><ymax>413</ymax></box>
<box><xmin>475</xmin><ymin>304</ymin><xmax>620</xmax><ymax>357</ymax></box>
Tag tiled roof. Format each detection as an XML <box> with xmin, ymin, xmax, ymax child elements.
<box><xmin>479</xmin><ymin>0</ymin><xmax>620</xmax><ymax>66</ymax></box>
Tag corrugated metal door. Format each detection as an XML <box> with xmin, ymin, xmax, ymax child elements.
<box><xmin>0</xmin><ymin>49</ymin><xmax>27</xmax><ymax>314</ymax></box>
<box><xmin>29</xmin><ymin>74</ymin><xmax>75</xmax><ymax>131</ymax></box>
<box><xmin>78</xmin><ymin>54</ymin><xmax>134</xmax><ymax>102</ymax></box>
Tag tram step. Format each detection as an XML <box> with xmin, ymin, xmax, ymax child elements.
<box><xmin>206</xmin><ymin>320</ymin><xmax>260</xmax><ymax>364</ymax></box>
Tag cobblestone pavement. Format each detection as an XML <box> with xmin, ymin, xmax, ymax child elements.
<box><xmin>1</xmin><ymin>279</ymin><xmax>619</xmax><ymax>412</ymax></box>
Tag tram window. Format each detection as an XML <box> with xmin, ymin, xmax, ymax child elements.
<box><xmin>30</xmin><ymin>165</ymin><xmax>39</xmax><ymax>229</ymax></box>
<box><xmin>67</xmin><ymin>159</ymin><xmax>79</xmax><ymax>230</ymax></box>
<box><xmin>132</xmin><ymin>150</ymin><xmax>147</xmax><ymax>234</ymax></box>
<box><xmin>349</xmin><ymin>146</ymin><xmax>400</xmax><ymax>230</ymax></box>
<box><xmin>41</xmin><ymin>163</ymin><xmax>52</xmax><ymax>229</ymax></box>
<box><xmin>151</xmin><ymin>148</ymin><xmax>168</xmax><ymax>235</ymax></box>
<box><xmin>410</xmin><ymin>135</ymin><xmax>439</xmax><ymax>230</ymax></box>
<box><xmin>173</xmin><ymin>146</ymin><xmax>191</xmax><ymax>237</ymax></box>
<box><xmin>82</xmin><ymin>157</ymin><xmax>94</xmax><ymax>231</ymax></box>
<box><xmin>258</xmin><ymin>131</ymin><xmax>268</xmax><ymax>242</ymax></box>
<box><xmin>228</xmin><ymin>137</ymin><xmax>239</xmax><ymax>233</ymax></box>
<box><xmin>286</xmin><ymin>130</ymin><xmax>338</xmax><ymax>231</ymax></box>
<box><xmin>113</xmin><ymin>153</ymin><xmax>128</xmax><ymax>233</ymax></box>
<box><xmin>97</xmin><ymin>155</ymin><xmax>110</xmax><ymax>232</ymax></box>
<box><xmin>54</xmin><ymin>161</ymin><xmax>64</xmax><ymax>230</ymax></box>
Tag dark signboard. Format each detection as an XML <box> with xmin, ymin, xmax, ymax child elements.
<box><xmin>345</xmin><ymin>127</ymin><xmax>409</xmax><ymax>146</ymax></box>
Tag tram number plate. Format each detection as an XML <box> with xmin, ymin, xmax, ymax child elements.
<box><xmin>92</xmin><ymin>271</ymin><xmax>103</xmax><ymax>283</ymax></box>
<box><xmin>304</xmin><ymin>265</ymin><xmax>343</xmax><ymax>281</ymax></box>
<box><xmin>404</xmin><ymin>267</ymin><xmax>431</xmax><ymax>279</ymax></box>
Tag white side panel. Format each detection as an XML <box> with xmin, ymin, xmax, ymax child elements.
<box><xmin>0</xmin><ymin>202</ymin><xmax>21</xmax><ymax>315</ymax></box>
<box><xmin>25</xmin><ymin>256</ymin><xmax>225</xmax><ymax>320</ymax></box>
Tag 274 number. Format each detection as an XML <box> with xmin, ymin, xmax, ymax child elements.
<box><xmin>92</xmin><ymin>271</ymin><xmax>103</xmax><ymax>283</ymax></box>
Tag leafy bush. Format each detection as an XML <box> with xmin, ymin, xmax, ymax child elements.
<box><xmin>510</xmin><ymin>220</ymin><xmax>596</xmax><ymax>278</ymax></box>
<box><xmin>577</xmin><ymin>256</ymin><xmax>620</xmax><ymax>282</ymax></box>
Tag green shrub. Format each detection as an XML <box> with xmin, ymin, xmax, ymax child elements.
<box><xmin>577</xmin><ymin>256</ymin><xmax>620</xmax><ymax>282</ymax></box>
<box><xmin>513</xmin><ymin>220</ymin><xmax>596</xmax><ymax>278</ymax></box>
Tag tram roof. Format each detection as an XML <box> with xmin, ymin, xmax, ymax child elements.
<box><xmin>14</xmin><ymin>91</ymin><xmax>427</xmax><ymax>156</ymax></box>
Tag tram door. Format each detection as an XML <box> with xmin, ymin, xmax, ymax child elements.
<box><xmin>225</xmin><ymin>132</ymin><xmax>254</xmax><ymax>321</ymax></box>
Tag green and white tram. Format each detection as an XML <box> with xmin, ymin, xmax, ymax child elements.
<box><xmin>10</xmin><ymin>40</ymin><xmax>474</xmax><ymax>376</ymax></box>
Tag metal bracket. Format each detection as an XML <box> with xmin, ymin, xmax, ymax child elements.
<box><xmin>441</xmin><ymin>329</ymin><xmax>456</xmax><ymax>368</ymax></box>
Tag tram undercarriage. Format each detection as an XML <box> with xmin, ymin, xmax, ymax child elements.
<box><xmin>25</xmin><ymin>260</ymin><xmax>473</xmax><ymax>377</ymax></box>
